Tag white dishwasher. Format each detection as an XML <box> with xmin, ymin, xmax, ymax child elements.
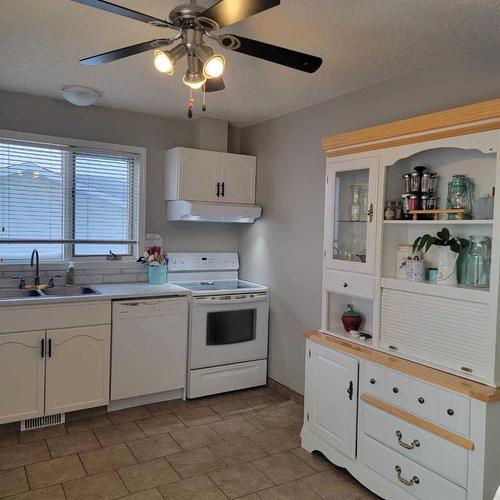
<box><xmin>111</xmin><ymin>296</ymin><xmax>188</xmax><ymax>402</ymax></box>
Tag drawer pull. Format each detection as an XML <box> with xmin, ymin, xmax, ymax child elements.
<box><xmin>392</xmin><ymin>387</ymin><xmax>399</xmax><ymax>394</ymax></box>
<box><xmin>343</xmin><ymin>282</ymin><xmax>348</xmax><ymax>288</ymax></box>
<box><xmin>395</xmin><ymin>465</ymin><xmax>420</xmax><ymax>486</ymax></box>
<box><xmin>396</xmin><ymin>430</ymin><xmax>420</xmax><ymax>450</ymax></box>
<box><xmin>418</xmin><ymin>397</ymin><xmax>425</xmax><ymax>404</ymax></box>
<box><xmin>369</xmin><ymin>378</ymin><xmax>376</xmax><ymax>385</ymax></box>
<box><xmin>388</xmin><ymin>345</ymin><xmax>398</xmax><ymax>351</ymax></box>
<box><xmin>447</xmin><ymin>409</ymin><xmax>455</xmax><ymax>416</ymax></box>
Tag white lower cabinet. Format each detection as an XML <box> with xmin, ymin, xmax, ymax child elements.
<box><xmin>46</xmin><ymin>326</ymin><xmax>110</xmax><ymax>414</ymax></box>
<box><xmin>302</xmin><ymin>338</ymin><xmax>500</xmax><ymax>500</ymax></box>
<box><xmin>304</xmin><ymin>341</ymin><xmax>358</xmax><ymax>460</ymax></box>
<box><xmin>0</xmin><ymin>302</ymin><xmax>111</xmax><ymax>425</ymax></box>
<box><xmin>0</xmin><ymin>331</ymin><xmax>45</xmax><ymax>424</ymax></box>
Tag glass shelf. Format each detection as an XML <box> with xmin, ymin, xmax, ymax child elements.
<box><xmin>384</xmin><ymin>219</ymin><xmax>493</xmax><ymax>225</ymax></box>
<box><xmin>338</xmin><ymin>220</ymin><xmax>368</xmax><ymax>223</ymax></box>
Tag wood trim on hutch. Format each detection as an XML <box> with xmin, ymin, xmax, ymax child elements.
<box><xmin>322</xmin><ymin>98</ymin><xmax>500</xmax><ymax>157</ymax></box>
<box><xmin>360</xmin><ymin>393</ymin><xmax>475</xmax><ymax>450</ymax></box>
<box><xmin>303</xmin><ymin>330</ymin><xmax>500</xmax><ymax>404</ymax></box>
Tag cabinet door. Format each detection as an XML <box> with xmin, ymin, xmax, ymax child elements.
<box><xmin>219</xmin><ymin>152</ymin><xmax>256</xmax><ymax>204</ymax></box>
<box><xmin>324</xmin><ymin>156</ymin><xmax>379</xmax><ymax>274</ymax></box>
<box><xmin>45</xmin><ymin>325</ymin><xmax>110</xmax><ymax>414</ymax></box>
<box><xmin>179</xmin><ymin>148</ymin><xmax>220</xmax><ymax>202</ymax></box>
<box><xmin>0</xmin><ymin>331</ymin><xmax>45</xmax><ymax>424</ymax></box>
<box><xmin>305</xmin><ymin>341</ymin><xmax>358</xmax><ymax>459</ymax></box>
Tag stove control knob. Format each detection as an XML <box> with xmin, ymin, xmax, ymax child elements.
<box><xmin>171</xmin><ymin>258</ymin><xmax>177</xmax><ymax>264</ymax></box>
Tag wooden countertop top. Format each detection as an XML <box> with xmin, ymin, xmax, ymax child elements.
<box><xmin>303</xmin><ymin>330</ymin><xmax>500</xmax><ymax>404</ymax></box>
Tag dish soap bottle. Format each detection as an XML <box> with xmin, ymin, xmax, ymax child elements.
<box><xmin>66</xmin><ymin>261</ymin><xmax>75</xmax><ymax>285</ymax></box>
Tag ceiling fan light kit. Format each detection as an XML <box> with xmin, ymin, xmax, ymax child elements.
<box><xmin>71</xmin><ymin>0</ymin><xmax>323</xmax><ymax>118</ymax></box>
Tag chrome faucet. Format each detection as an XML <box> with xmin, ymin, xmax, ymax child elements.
<box><xmin>30</xmin><ymin>249</ymin><xmax>40</xmax><ymax>287</ymax></box>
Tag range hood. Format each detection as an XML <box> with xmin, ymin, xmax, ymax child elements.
<box><xmin>166</xmin><ymin>200</ymin><xmax>262</xmax><ymax>223</ymax></box>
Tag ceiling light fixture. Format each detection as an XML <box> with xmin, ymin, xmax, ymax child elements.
<box><xmin>154</xmin><ymin>43</ymin><xmax>187</xmax><ymax>75</ymax></box>
<box><xmin>74</xmin><ymin>0</ymin><xmax>323</xmax><ymax>119</ymax></box>
<box><xmin>61</xmin><ymin>86</ymin><xmax>101</xmax><ymax>106</ymax></box>
<box><xmin>193</xmin><ymin>45</ymin><xmax>225</xmax><ymax>79</ymax></box>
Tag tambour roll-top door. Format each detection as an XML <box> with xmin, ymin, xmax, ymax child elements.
<box><xmin>380</xmin><ymin>288</ymin><xmax>489</xmax><ymax>381</ymax></box>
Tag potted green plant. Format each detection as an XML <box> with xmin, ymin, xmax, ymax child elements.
<box><xmin>413</xmin><ymin>228</ymin><xmax>469</xmax><ymax>285</ymax></box>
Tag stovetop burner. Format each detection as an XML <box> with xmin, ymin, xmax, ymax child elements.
<box><xmin>173</xmin><ymin>280</ymin><xmax>260</xmax><ymax>292</ymax></box>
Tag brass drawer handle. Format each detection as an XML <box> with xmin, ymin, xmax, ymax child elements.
<box><xmin>395</xmin><ymin>465</ymin><xmax>420</xmax><ymax>486</ymax></box>
<box><xmin>396</xmin><ymin>430</ymin><xmax>420</xmax><ymax>450</ymax></box>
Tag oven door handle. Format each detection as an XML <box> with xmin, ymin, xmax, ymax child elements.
<box><xmin>195</xmin><ymin>295</ymin><xmax>268</xmax><ymax>305</ymax></box>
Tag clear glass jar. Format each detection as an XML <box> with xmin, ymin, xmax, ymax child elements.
<box><xmin>349</xmin><ymin>184</ymin><xmax>362</xmax><ymax>221</ymax></box>
<box><xmin>464</xmin><ymin>236</ymin><xmax>491</xmax><ymax>288</ymax></box>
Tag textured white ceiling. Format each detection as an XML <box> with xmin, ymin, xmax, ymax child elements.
<box><xmin>1</xmin><ymin>0</ymin><xmax>500</xmax><ymax>127</ymax></box>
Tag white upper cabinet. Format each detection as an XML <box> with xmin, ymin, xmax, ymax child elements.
<box><xmin>165</xmin><ymin>147</ymin><xmax>220</xmax><ymax>203</ymax></box>
<box><xmin>0</xmin><ymin>331</ymin><xmax>45</xmax><ymax>424</ymax></box>
<box><xmin>324</xmin><ymin>155</ymin><xmax>379</xmax><ymax>275</ymax></box>
<box><xmin>165</xmin><ymin>147</ymin><xmax>256</xmax><ymax>205</ymax></box>
<box><xmin>219</xmin><ymin>153</ymin><xmax>256</xmax><ymax>204</ymax></box>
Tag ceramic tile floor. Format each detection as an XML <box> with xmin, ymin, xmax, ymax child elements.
<box><xmin>0</xmin><ymin>387</ymin><xmax>380</xmax><ymax>499</ymax></box>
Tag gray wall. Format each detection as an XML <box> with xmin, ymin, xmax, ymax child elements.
<box><xmin>238</xmin><ymin>42</ymin><xmax>500</xmax><ymax>394</ymax></box>
<box><xmin>0</xmin><ymin>90</ymin><xmax>240</xmax><ymax>252</ymax></box>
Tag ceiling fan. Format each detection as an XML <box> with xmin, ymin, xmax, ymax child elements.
<box><xmin>71</xmin><ymin>0</ymin><xmax>323</xmax><ymax>117</ymax></box>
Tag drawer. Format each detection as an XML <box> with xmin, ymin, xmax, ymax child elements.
<box><xmin>360</xmin><ymin>434</ymin><xmax>466</xmax><ymax>500</ymax></box>
<box><xmin>360</xmin><ymin>362</ymin><xmax>470</xmax><ymax>437</ymax></box>
<box><xmin>361</xmin><ymin>362</ymin><xmax>409</xmax><ymax>408</ymax></box>
<box><xmin>361</xmin><ymin>401</ymin><xmax>468</xmax><ymax>487</ymax></box>
<box><xmin>323</xmin><ymin>269</ymin><xmax>374</xmax><ymax>299</ymax></box>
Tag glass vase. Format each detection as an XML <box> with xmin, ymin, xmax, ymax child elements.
<box><xmin>464</xmin><ymin>236</ymin><xmax>491</xmax><ymax>288</ymax></box>
<box><xmin>349</xmin><ymin>184</ymin><xmax>362</xmax><ymax>222</ymax></box>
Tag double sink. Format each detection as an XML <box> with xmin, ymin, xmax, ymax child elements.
<box><xmin>0</xmin><ymin>285</ymin><xmax>100</xmax><ymax>300</ymax></box>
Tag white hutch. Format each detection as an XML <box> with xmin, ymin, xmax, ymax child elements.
<box><xmin>302</xmin><ymin>99</ymin><xmax>500</xmax><ymax>500</ymax></box>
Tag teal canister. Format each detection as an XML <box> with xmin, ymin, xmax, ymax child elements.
<box><xmin>464</xmin><ymin>236</ymin><xmax>491</xmax><ymax>288</ymax></box>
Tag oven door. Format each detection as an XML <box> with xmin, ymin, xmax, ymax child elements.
<box><xmin>190</xmin><ymin>293</ymin><xmax>269</xmax><ymax>369</ymax></box>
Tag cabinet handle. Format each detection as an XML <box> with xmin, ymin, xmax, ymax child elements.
<box><xmin>447</xmin><ymin>409</ymin><xmax>454</xmax><ymax>416</ymax></box>
<box><xmin>418</xmin><ymin>397</ymin><xmax>425</xmax><ymax>404</ymax></box>
<box><xmin>367</xmin><ymin>203</ymin><xmax>374</xmax><ymax>222</ymax></box>
<box><xmin>388</xmin><ymin>345</ymin><xmax>398</xmax><ymax>351</ymax></box>
<box><xmin>221</xmin><ymin>182</ymin><xmax>225</xmax><ymax>197</ymax></box>
<box><xmin>392</xmin><ymin>387</ymin><xmax>399</xmax><ymax>394</ymax></box>
<box><xmin>48</xmin><ymin>338</ymin><xmax>52</xmax><ymax>358</ymax></box>
<box><xmin>395</xmin><ymin>465</ymin><xmax>419</xmax><ymax>486</ymax></box>
<box><xmin>369</xmin><ymin>378</ymin><xmax>376</xmax><ymax>385</ymax></box>
<box><xmin>41</xmin><ymin>339</ymin><xmax>45</xmax><ymax>358</ymax></box>
<box><xmin>343</xmin><ymin>282</ymin><xmax>348</xmax><ymax>288</ymax></box>
<box><xmin>396</xmin><ymin>430</ymin><xmax>420</xmax><ymax>450</ymax></box>
<box><xmin>216</xmin><ymin>182</ymin><xmax>220</xmax><ymax>197</ymax></box>
<box><xmin>347</xmin><ymin>380</ymin><xmax>354</xmax><ymax>400</ymax></box>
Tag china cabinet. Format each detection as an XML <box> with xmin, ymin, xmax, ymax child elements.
<box><xmin>303</xmin><ymin>99</ymin><xmax>500</xmax><ymax>500</ymax></box>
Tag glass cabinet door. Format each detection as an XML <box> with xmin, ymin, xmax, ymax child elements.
<box><xmin>324</xmin><ymin>156</ymin><xmax>379</xmax><ymax>274</ymax></box>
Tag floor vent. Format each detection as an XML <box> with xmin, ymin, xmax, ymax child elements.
<box><xmin>20</xmin><ymin>413</ymin><xmax>65</xmax><ymax>431</ymax></box>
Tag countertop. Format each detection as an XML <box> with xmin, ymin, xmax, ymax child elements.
<box><xmin>0</xmin><ymin>282</ymin><xmax>188</xmax><ymax>307</ymax></box>
<box><xmin>303</xmin><ymin>330</ymin><xmax>500</xmax><ymax>404</ymax></box>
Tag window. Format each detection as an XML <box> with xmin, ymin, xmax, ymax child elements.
<box><xmin>0</xmin><ymin>139</ymin><xmax>141</xmax><ymax>262</ymax></box>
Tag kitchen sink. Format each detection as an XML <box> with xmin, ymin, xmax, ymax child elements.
<box><xmin>0</xmin><ymin>288</ymin><xmax>44</xmax><ymax>299</ymax></box>
<box><xmin>41</xmin><ymin>285</ymin><xmax>101</xmax><ymax>296</ymax></box>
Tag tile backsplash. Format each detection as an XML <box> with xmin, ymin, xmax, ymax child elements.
<box><xmin>0</xmin><ymin>261</ymin><xmax>148</xmax><ymax>288</ymax></box>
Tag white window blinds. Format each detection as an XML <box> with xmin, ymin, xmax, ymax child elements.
<box><xmin>0</xmin><ymin>139</ymin><xmax>140</xmax><ymax>261</ymax></box>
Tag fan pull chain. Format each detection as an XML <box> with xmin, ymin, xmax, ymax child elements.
<box><xmin>187</xmin><ymin>88</ymin><xmax>194</xmax><ymax>119</ymax></box>
<box><xmin>202</xmin><ymin>84</ymin><xmax>207</xmax><ymax>112</ymax></box>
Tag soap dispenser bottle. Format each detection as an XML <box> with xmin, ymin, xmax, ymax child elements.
<box><xmin>66</xmin><ymin>261</ymin><xmax>75</xmax><ymax>285</ymax></box>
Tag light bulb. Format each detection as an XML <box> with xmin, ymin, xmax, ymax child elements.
<box><xmin>154</xmin><ymin>50</ymin><xmax>174</xmax><ymax>75</ymax></box>
<box><xmin>203</xmin><ymin>54</ymin><xmax>225</xmax><ymax>79</ymax></box>
<box><xmin>182</xmin><ymin>74</ymin><xmax>206</xmax><ymax>90</ymax></box>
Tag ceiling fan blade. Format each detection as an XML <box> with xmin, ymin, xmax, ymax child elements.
<box><xmin>80</xmin><ymin>39</ymin><xmax>172</xmax><ymax>65</ymax></box>
<box><xmin>223</xmin><ymin>35</ymin><xmax>322</xmax><ymax>73</ymax></box>
<box><xmin>205</xmin><ymin>77</ymin><xmax>226</xmax><ymax>92</ymax></box>
<box><xmin>70</xmin><ymin>0</ymin><xmax>174</xmax><ymax>28</ymax></box>
<box><xmin>198</xmin><ymin>0</ymin><xmax>280</xmax><ymax>29</ymax></box>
